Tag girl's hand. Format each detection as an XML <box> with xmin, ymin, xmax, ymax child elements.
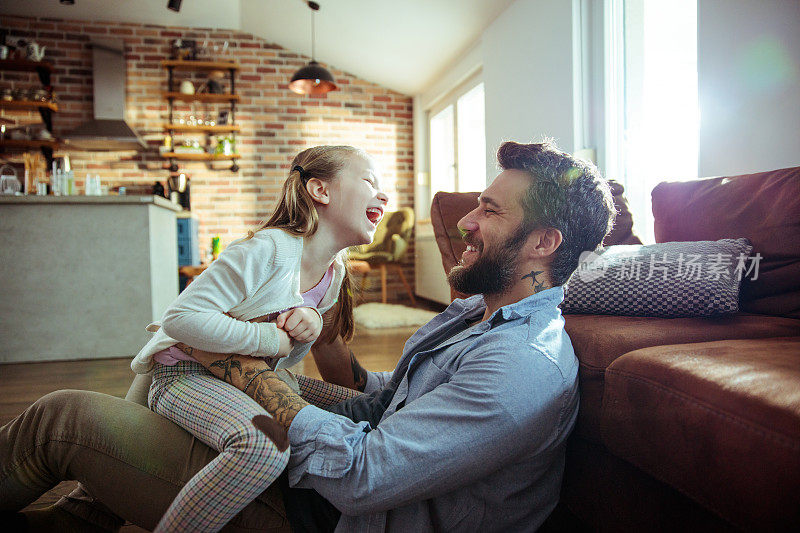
<box><xmin>276</xmin><ymin>307</ymin><xmax>323</xmax><ymax>344</ymax></box>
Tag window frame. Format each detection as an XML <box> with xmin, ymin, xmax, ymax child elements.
<box><xmin>426</xmin><ymin>72</ymin><xmax>485</xmax><ymax>206</ymax></box>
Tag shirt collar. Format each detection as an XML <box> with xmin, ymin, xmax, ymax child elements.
<box><xmin>486</xmin><ymin>286</ymin><xmax>565</xmax><ymax>322</ymax></box>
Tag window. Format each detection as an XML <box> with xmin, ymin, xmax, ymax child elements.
<box><xmin>428</xmin><ymin>82</ymin><xmax>486</xmax><ymax>204</ymax></box>
<box><xmin>606</xmin><ymin>0</ymin><xmax>698</xmax><ymax>243</ymax></box>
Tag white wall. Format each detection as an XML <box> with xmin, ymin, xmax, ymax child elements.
<box><xmin>698</xmin><ymin>0</ymin><xmax>800</xmax><ymax>176</ymax></box>
<box><xmin>0</xmin><ymin>0</ymin><xmax>241</xmax><ymax>31</ymax></box>
<box><xmin>414</xmin><ymin>0</ymin><xmax>577</xmax><ymax>189</ymax></box>
<box><xmin>412</xmin><ymin>0</ymin><xmax>577</xmax><ymax>303</ymax></box>
<box><xmin>482</xmin><ymin>0</ymin><xmax>576</xmax><ymax>180</ymax></box>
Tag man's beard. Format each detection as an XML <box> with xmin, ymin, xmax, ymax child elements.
<box><xmin>447</xmin><ymin>225</ymin><xmax>529</xmax><ymax>296</ymax></box>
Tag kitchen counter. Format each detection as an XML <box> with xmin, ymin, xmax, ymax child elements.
<box><xmin>0</xmin><ymin>194</ymin><xmax>182</xmax><ymax>210</ymax></box>
<box><xmin>0</xmin><ymin>195</ymin><xmax>180</xmax><ymax>363</ymax></box>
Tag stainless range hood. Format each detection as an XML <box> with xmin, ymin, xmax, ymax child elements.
<box><xmin>63</xmin><ymin>40</ymin><xmax>146</xmax><ymax>151</ymax></box>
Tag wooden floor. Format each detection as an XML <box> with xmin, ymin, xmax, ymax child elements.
<box><xmin>0</xmin><ymin>320</ymin><xmax>428</xmax><ymax>530</ymax></box>
<box><xmin>0</xmin><ymin>324</ymin><xmax>419</xmax><ymax>425</ymax></box>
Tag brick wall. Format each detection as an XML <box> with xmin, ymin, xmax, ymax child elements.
<box><xmin>1</xmin><ymin>14</ymin><xmax>417</xmax><ymax>305</ymax></box>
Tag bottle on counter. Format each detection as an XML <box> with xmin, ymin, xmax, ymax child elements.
<box><xmin>84</xmin><ymin>174</ymin><xmax>102</xmax><ymax>196</ymax></box>
<box><xmin>52</xmin><ymin>169</ymin><xmax>61</xmax><ymax>196</ymax></box>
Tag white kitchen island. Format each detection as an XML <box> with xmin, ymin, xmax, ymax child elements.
<box><xmin>0</xmin><ymin>195</ymin><xmax>181</xmax><ymax>363</ymax></box>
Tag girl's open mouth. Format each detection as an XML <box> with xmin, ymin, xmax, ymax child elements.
<box><xmin>366</xmin><ymin>207</ymin><xmax>383</xmax><ymax>226</ymax></box>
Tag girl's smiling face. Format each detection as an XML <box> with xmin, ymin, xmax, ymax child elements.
<box><xmin>325</xmin><ymin>154</ymin><xmax>389</xmax><ymax>247</ymax></box>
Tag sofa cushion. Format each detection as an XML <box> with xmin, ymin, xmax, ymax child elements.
<box><xmin>600</xmin><ymin>337</ymin><xmax>800</xmax><ymax>531</ymax></box>
<box><xmin>562</xmin><ymin>238</ymin><xmax>752</xmax><ymax>317</ymax></box>
<box><xmin>564</xmin><ymin>313</ymin><xmax>800</xmax><ymax>441</ymax></box>
<box><xmin>651</xmin><ymin>166</ymin><xmax>800</xmax><ymax>318</ymax></box>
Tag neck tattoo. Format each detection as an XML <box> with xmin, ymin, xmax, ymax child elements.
<box><xmin>521</xmin><ymin>270</ymin><xmax>547</xmax><ymax>293</ymax></box>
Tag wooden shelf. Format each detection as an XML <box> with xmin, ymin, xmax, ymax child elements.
<box><xmin>0</xmin><ymin>59</ymin><xmax>58</xmax><ymax>166</ymax></box>
<box><xmin>161</xmin><ymin>60</ymin><xmax>239</xmax><ymax>71</ymax></box>
<box><xmin>0</xmin><ymin>139</ymin><xmax>60</xmax><ymax>150</ymax></box>
<box><xmin>163</xmin><ymin>124</ymin><xmax>240</xmax><ymax>133</ymax></box>
<box><xmin>163</xmin><ymin>92</ymin><xmax>239</xmax><ymax>103</ymax></box>
<box><xmin>0</xmin><ymin>100</ymin><xmax>59</xmax><ymax>112</ymax></box>
<box><xmin>161</xmin><ymin>59</ymin><xmax>239</xmax><ymax>172</ymax></box>
<box><xmin>161</xmin><ymin>152</ymin><xmax>241</xmax><ymax>161</ymax></box>
<box><xmin>0</xmin><ymin>59</ymin><xmax>55</xmax><ymax>74</ymax></box>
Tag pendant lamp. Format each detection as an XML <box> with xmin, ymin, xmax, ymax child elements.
<box><xmin>289</xmin><ymin>1</ymin><xmax>337</xmax><ymax>95</ymax></box>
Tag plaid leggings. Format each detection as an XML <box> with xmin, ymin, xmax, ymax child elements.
<box><xmin>148</xmin><ymin>361</ymin><xmax>291</xmax><ymax>533</ymax></box>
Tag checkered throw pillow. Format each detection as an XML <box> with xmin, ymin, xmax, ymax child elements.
<box><xmin>561</xmin><ymin>238</ymin><xmax>754</xmax><ymax>317</ymax></box>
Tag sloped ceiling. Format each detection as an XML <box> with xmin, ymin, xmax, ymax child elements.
<box><xmin>240</xmin><ymin>0</ymin><xmax>514</xmax><ymax>95</ymax></box>
<box><xmin>1</xmin><ymin>0</ymin><xmax>513</xmax><ymax>95</ymax></box>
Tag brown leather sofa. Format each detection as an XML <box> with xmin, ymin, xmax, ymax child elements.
<box><xmin>430</xmin><ymin>167</ymin><xmax>800</xmax><ymax>531</ymax></box>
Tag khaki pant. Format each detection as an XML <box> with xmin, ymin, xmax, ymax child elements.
<box><xmin>0</xmin><ymin>373</ymin><xmax>289</xmax><ymax>532</ymax></box>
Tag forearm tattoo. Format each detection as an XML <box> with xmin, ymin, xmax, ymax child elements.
<box><xmin>350</xmin><ymin>349</ymin><xmax>368</xmax><ymax>392</ymax></box>
<box><xmin>245</xmin><ymin>368</ymin><xmax>309</xmax><ymax>431</ymax></box>
<box><xmin>175</xmin><ymin>344</ymin><xmax>308</xmax><ymax>448</ymax></box>
<box><xmin>209</xmin><ymin>354</ymin><xmax>243</xmax><ymax>382</ymax></box>
<box><xmin>521</xmin><ymin>270</ymin><xmax>547</xmax><ymax>293</ymax></box>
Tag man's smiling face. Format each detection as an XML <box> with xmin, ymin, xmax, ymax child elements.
<box><xmin>448</xmin><ymin>169</ymin><xmax>533</xmax><ymax>295</ymax></box>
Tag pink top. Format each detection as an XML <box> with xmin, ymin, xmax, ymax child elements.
<box><xmin>153</xmin><ymin>264</ymin><xmax>335</xmax><ymax>366</ymax></box>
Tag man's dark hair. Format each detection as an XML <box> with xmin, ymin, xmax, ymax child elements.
<box><xmin>497</xmin><ymin>140</ymin><xmax>616</xmax><ymax>286</ymax></box>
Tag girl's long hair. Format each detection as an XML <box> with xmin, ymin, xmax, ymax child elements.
<box><xmin>246</xmin><ymin>145</ymin><xmax>362</xmax><ymax>343</ymax></box>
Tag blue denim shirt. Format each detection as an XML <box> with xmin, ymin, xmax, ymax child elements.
<box><xmin>287</xmin><ymin>286</ymin><xmax>579</xmax><ymax>532</ymax></box>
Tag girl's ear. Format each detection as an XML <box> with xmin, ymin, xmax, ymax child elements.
<box><xmin>305</xmin><ymin>178</ymin><xmax>330</xmax><ymax>205</ymax></box>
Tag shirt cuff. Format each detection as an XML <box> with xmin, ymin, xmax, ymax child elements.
<box><xmin>287</xmin><ymin>404</ymin><xmax>335</xmax><ymax>486</ymax></box>
<box><xmin>287</xmin><ymin>404</ymin><xmax>370</xmax><ymax>486</ymax></box>
<box><xmin>288</xmin><ymin>404</ymin><xmax>331</xmax><ymax>445</ymax></box>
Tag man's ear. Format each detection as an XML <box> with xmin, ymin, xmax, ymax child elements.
<box><xmin>525</xmin><ymin>228</ymin><xmax>563</xmax><ymax>259</ymax></box>
<box><xmin>305</xmin><ymin>178</ymin><xmax>330</xmax><ymax>205</ymax></box>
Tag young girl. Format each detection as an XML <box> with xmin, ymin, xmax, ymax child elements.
<box><xmin>130</xmin><ymin>145</ymin><xmax>388</xmax><ymax>532</ymax></box>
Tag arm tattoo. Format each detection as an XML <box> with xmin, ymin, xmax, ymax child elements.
<box><xmin>350</xmin><ymin>350</ymin><xmax>368</xmax><ymax>392</ymax></box>
<box><xmin>521</xmin><ymin>270</ymin><xmax>547</xmax><ymax>293</ymax></box>
<box><xmin>245</xmin><ymin>368</ymin><xmax>309</xmax><ymax>431</ymax></box>
<box><xmin>208</xmin><ymin>354</ymin><xmax>243</xmax><ymax>383</ymax></box>
<box><xmin>176</xmin><ymin>343</ymin><xmax>308</xmax><ymax>433</ymax></box>
<box><xmin>177</xmin><ymin>344</ymin><xmax>193</xmax><ymax>356</ymax></box>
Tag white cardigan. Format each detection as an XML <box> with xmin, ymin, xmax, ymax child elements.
<box><xmin>131</xmin><ymin>228</ymin><xmax>347</xmax><ymax>374</ymax></box>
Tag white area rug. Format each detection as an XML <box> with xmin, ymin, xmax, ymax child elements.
<box><xmin>354</xmin><ymin>303</ymin><xmax>439</xmax><ymax>329</ymax></box>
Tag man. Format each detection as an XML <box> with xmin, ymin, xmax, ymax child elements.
<box><xmin>1</xmin><ymin>140</ymin><xmax>615</xmax><ymax>532</ymax></box>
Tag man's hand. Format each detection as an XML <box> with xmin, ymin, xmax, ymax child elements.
<box><xmin>276</xmin><ymin>307</ymin><xmax>322</xmax><ymax>344</ymax></box>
